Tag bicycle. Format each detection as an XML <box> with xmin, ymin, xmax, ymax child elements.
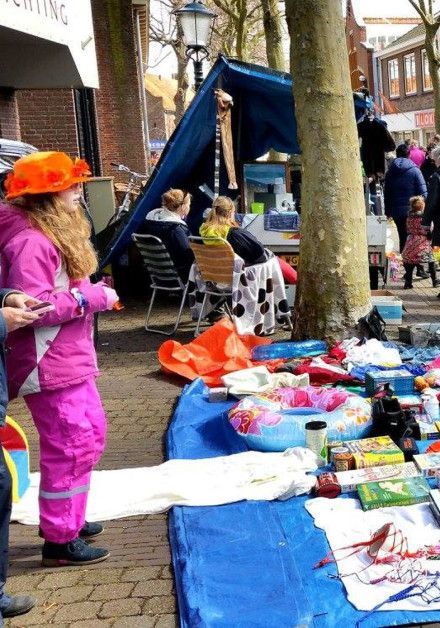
<box><xmin>110</xmin><ymin>162</ymin><xmax>148</xmax><ymax>219</ymax></box>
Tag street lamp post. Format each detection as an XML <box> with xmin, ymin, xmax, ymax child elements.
<box><xmin>173</xmin><ymin>1</ymin><xmax>217</xmax><ymax>92</ymax></box>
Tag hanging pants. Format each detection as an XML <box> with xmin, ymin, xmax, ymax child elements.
<box><xmin>25</xmin><ymin>378</ymin><xmax>107</xmax><ymax>544</ymax></box>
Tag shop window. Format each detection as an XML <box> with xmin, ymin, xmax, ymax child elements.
<box><xmin>388</xmin><ymin>58</ymin><xmax>400</xmax><ymax>97</ymax></box>
<box><xmin>404</xmin><ymin>53</ymin><xmax>417</xmax><ymax>94</ymax></box>
<box><xmin>422</xmin><ymin>49</ymin><xmax>433</xmax><ymax>91</ymax></box>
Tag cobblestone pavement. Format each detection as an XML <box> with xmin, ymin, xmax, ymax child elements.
<box><xmin>4</xmin><ymin>276</ymin><xmax>440</xmax><ymax>626</ymax></box>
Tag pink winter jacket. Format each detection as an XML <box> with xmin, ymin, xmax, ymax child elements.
<box><xmin>0</xmin><ymin>202</ymin><xmax>109</xmax><ymax>399</ymax></box>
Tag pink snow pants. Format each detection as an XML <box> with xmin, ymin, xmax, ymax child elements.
<box><xmin>24</xmin><ymin>378</ymin><xmax>107</xmax><ymax>544</ymax></box>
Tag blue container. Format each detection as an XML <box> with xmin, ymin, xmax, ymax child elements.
<box><xmin>365</xmin><ymin>369</ymin><xmax>415</xmax><ymax>396</ymax></box>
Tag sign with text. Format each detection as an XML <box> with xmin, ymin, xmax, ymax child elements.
<box><xmin>0</xmin><ymin>0</ymin><xmax>98</xmax><ymax>87</ymax></box>
<box><xmin>415</xmin><ymin>110</ymin><xmax>435</xmax><ymax>128</ymax></box>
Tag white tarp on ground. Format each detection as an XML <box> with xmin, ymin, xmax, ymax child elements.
<box><xmin>12</xmin><ymin>448</ymin><xmax>318</xmax><ymax>525</ymax></box>
<box><xmin>306</xmin><ymin>497</ymin><xmax>440</xmax><ymax>612</ymax></box>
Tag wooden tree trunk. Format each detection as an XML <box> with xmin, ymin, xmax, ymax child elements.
<box><xmin>285</xmin><ymin>0</ymin><xmax>370</xmax><ymax>342</ymax></box>
<box><xmin>261</xmin><ymin>0</ymin><xmax>285</xmax><ymax>72</ymax></box>
<box><xmin>173</xmin><ymin>40</ymin><xmax>189</xmax><ymax>126</ymax></box>
<box><xmin>424</xmin><ymin>25</ymin><xmax>440</xmax><ymax>133</ymax></box>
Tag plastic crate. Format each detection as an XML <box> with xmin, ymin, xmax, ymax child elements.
<box><xmin>264</xmin><ymin>211</ymin><xmax>300</xmax><ymax>232</ymax></box>
<box><xmin>365</xmin><ymin>369</ymin><xmax>415</xmax><ymax>396</ymax></box>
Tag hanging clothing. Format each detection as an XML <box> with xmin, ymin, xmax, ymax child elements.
<box><xmin>215</xmin><ymin>89</ymin><xmax>238</xmax><ymax>190</ymax></box>
<box><xmin>357</xmin><ymin>117</ymin><xmax>396</xmax><ymax>176</ymax></box>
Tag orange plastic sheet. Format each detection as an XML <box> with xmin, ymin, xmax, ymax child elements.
<box><xmin>158</xmin><ymin>318</ymin><xmax>283</xmax><ymax>386</ymax></box>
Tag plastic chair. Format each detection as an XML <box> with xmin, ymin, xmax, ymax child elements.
<box><xmin>132</xmin><ymin>233</ymin><xmax>189</xmax><ymax>335</ymax></box>
<box><xmin>189</xmin><ymin>236</ymin><xmax>235</xmax><ymax>336</ymax></box>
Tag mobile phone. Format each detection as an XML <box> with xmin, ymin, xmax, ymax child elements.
<box><xmin>26</xmin><ymin>302</ymin><xmax>55</xmax><ymax>315</ymax></box>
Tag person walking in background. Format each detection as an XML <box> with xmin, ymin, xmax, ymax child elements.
<box><xmin>0</xmin><ymin>152</ymin><xmax>119</xmax><ymax>567</ymax></box>
<box><xmin>402</xmin><ymin>196</ymin><xmax>437</xmax><ymax>289</ymax></box>
<box><xmin>408</xmin><ymin>140</ymin><xmax>426</xmax><ymax>168</ymax></box>
<box><xmin>423</xmin><ymin>144</ymin><xmax>440</xmax><ymax>292</ymax></box>
<box><xmin>384</xmin><ymin>143</ymin><xmax>427</xmax><ymax>255</ymax></box>
<box><xmin>0</xmin><ymin>292</ymin><xmax>37</xmax><ymax>619</ymax></box>
<box><xmin>421</xmin><ymin>143</ymin><xmax>437</xmax><ymax>185</ymax></box>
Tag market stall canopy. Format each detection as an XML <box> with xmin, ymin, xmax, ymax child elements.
<box><xmin>100</xmin><ymin>55</ymin><xmax>368</xmax><ymax>268</ymax></box>
<box><xmin>0</xmin><ymin>0</ymin><xmax>98</xmax><ymax>88</ymax></box>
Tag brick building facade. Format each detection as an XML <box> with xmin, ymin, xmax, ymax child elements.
<box><xmin>344</xmin><ymin>0</ymin><xmax>421</xmax><ymax>94</ymax></box>
<box><xmin>375</xmin><ymin>23</ymin><xmax>436</xmax><ymax>145</ymax></box>
<box><xmin>0</xmin><ymin>0</ymin><xmax>148</xmax><ymax>177</ymax></box>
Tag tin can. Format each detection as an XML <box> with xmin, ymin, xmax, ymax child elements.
<box><xmin>334</xmin><ymin>452</ymin><xmax>354</xmax><ymax>472</ymax></box>
<box><xmin>315</xmin><ymin>472</ymin><xmax>341</xmax><ymax>499</ymax></box>
<box><xmin>305</xmin><ymin>420</ymin><xmax>328</xmax><ymax>466</ymax></box>
<box><xmin>328</xmin><ymin>440</ymin><xmax>343</xmax><ymax>459</ymax></box>
<box><xmin>329</xmin><ymin>446</ymin><xmax>349</xmax><ymax>465</ymax></box>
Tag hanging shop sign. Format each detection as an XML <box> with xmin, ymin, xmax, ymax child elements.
<box><xmin>0</xmin><ymin>0</ymin><xmax>99</xmax><ymax>88</ymax></box>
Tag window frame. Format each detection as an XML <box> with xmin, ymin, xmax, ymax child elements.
<box><xmin>403</xmin><ymin>52</ymin><xmax>417</xmax><ymax>95</ymax></box>
<box><xmin>388</xmin><ymin>58</ymin><xmax>400</xmax><ymax>98</ymax></box>
<box><xmin>422</xmin><ymin>49</ymin><xmax>433</xmax><ymax>92</ymax></box>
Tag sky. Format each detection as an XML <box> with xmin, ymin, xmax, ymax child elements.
<box><xmin>147</xmin><ymin>0</ymin><xmax>430</xmax><ymax>78</ymax></box>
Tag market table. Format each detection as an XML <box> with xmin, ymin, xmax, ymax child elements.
<box><xmin>167</xmin><ymin>379</ymin><xmax>440</xmax><ymax>627</ymax></box>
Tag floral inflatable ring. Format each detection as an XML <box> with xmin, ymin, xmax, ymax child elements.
<box><xmin>228</xmin><ymin>386</ymin><xmax>372</xmax><ymax>452</ymax></box>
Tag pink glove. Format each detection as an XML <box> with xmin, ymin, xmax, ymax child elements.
<box><xmin>102</xmin><ymin>287</ymin><xmax>119</xmax><ymax>311</ymax></box>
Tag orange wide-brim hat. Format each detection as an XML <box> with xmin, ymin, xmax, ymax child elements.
<box><xmin>5</xmin><ymin>151</ymin><xmax>92</xmax><ymax>200</ymax></box>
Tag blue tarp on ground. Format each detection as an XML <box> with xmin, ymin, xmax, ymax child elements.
<box><xmin>101</xmin><ymin>56</ymin><xmax>368</xmax><ymax>268</ymax></box>
<box><xmin>167</xmin><ymin>379</ymin><xmax>440</xmax><ymax>627</ymax></box>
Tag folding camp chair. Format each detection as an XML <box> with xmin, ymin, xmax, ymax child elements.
<box><xmin>189</xmin><ymin>236</ymin><xmax>235</xmax><ymax>336</ymax></box>
<box><xmin>132</xmin><ymin>233</ymin><xmax>189</xmax><ymax>335</ymax></box>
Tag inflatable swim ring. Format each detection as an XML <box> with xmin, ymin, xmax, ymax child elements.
<box><xmin>228</xmin><ymin>386</ymin><xmax>372</xmax><ymax>452</ymax></box>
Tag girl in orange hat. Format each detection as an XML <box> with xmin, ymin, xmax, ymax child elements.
<box><xmin>0</xmin><ymin>152</ymin><xmax>119</xmax><ymax>567</ymax></box>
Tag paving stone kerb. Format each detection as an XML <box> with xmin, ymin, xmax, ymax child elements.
<box><xmin>4</xmin><ymin>283</ymin><xmax>439</xmax><ymax>625</ymax></box>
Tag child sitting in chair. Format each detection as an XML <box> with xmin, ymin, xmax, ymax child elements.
<box><xmin>200</xmin><ymin>196</ymin><xmax>297</xmax><ymax>283</ymax></box>
<box><xmin>402</xmin><ymin>195</ymin><xmax>437</xmax><ymax>289</ymax></box>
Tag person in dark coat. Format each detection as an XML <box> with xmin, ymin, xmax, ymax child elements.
<box><xmin>357</xmin><ymin>114</ymin><xmax>396</xmax><ymax>176</ymax></box>
<box><xmin>422</xmin><ymin>145</ymin><xmax>440</xmax><ymax>250</ymax></box>
<box><xmin>421</xmin><ymin>143</ymin><xmax>438</xmax><ymax>185</ymax></box>
<box><xmin>0</xmin><ymin>291</ymin><xmax>37</xmax><ymax>620</ymax></box>
<box><xmin>384</xmin><ymin>143</ymin><xmax>427</xmax><ymax>253</ymax></box>
<box><xmin>141</xmin><ymin>189</ymin><xmax>194</xmax><ymax>281</ymax></box>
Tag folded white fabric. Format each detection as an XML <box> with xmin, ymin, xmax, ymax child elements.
<box><xmin>12</xmin><ymin>448</ymin><xmax>318</xmax><ymax>525</ymax></box>
<box><xmin>305</xmin><ymin>497</ymin><xmax>440</xmax><ymax>612</ymax></box>
<box><xmin>221</xmin><ymin>365</ymin><xmax>309</xmax><ymax>396</ymax></box>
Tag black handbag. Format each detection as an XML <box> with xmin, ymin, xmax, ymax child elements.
<box><xmin>371</xmin><ymin>396</ymin><xmax>421</xmax><ymax>442</ymax></box>
<box><xmin>358</xmin><ymin>306</ymin><xmax>387</xmax><ymax>341</ymax></box>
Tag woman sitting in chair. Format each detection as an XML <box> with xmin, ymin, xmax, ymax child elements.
<box><xmin>200</xmin><ymin>196</ymin><xmax>297</xmax><ymax>283</ymax></box>
<box><xmin>142</xmin><ymin>189</ymin><xmax>193</xmax><ymax>281</ymax></box>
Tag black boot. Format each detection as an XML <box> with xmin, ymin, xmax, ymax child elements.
<box><xmin>42</xmin><ymin>537</ymin><xmax>110</xmax><ymax>567</ymax></box>
<box><xmin>403</xmin><ymin>263</ymin><xmax>414</xmax><ymax>289</ymax></box>
<box><xmin>429</xmin><ymin>261</ymin><xmax>438</xmax><ymax>287</ymax></box>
